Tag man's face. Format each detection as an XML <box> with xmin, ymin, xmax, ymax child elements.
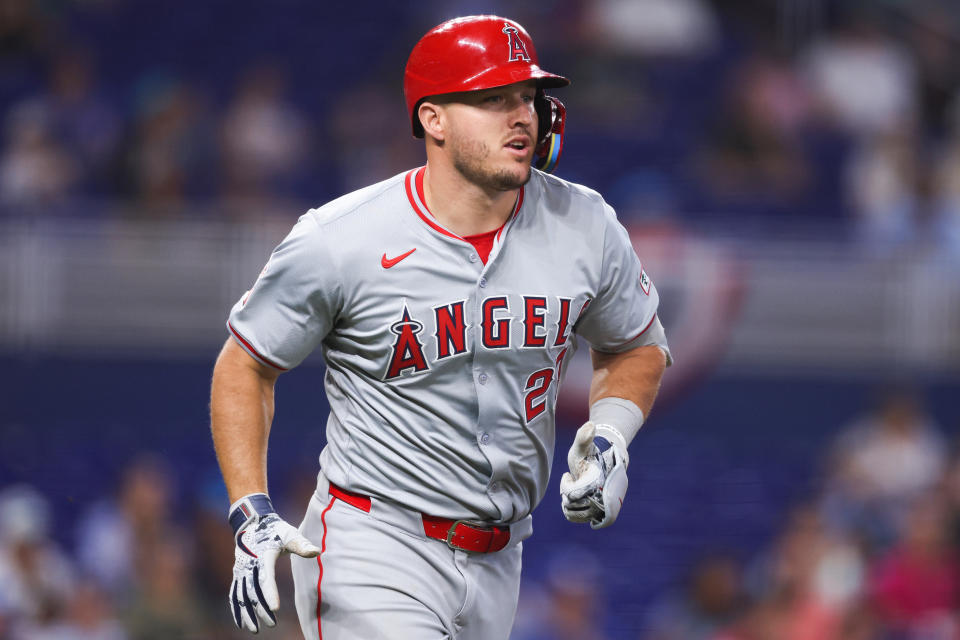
<box><xmin>441</xmin><ymin>80</ymin><xmax>539</xmax><ymax>192</ymax></box>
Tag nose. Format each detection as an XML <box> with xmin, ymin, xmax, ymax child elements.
<box><xmin>510</xmin><ymin>98</ymin><xmax>535</xmax><ymax>131</ymax></box>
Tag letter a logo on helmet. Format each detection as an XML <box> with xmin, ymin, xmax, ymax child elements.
<box><xmin>502</xmin><ymin>25</ymin><xmax>531</xmax><ymax>62</ymax></box>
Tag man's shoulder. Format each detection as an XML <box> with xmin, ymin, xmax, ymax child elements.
<box><xmin>530</xmin><ymin>169</ymin><xmax>607</xmax><ymax>208</ymax></box>
<box><xmin>528</xmin><ymin>169</ymin><xmax>613</xmax><ymax>223</ymax></box>
<box><xmin>303</xmin><ymin>170</ymin><xmax>412</xmax><ymax>228</ymax></box>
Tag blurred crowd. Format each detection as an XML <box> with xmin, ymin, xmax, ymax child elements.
<box><xmin>0</xmin><ymin>455</ymin><xmax>316</xmax><ymax>639</ymax></box>
<box><xmin>3</xmin><ymin>1</ymin><xmax>960</xmax><ymax>639</ymax></box>
<box><xmin>511</xmin><ymin>389</ymin><xmax>960</xmax><ymax>640</ymax></box>
<box><xmin>2</xmin><ymin>388</ymin><xmax>951</xmax><ymax>639</ymax></box>
<box><xmin>1</xmin><ymin>0</ymin><xmax>960</xmax><ymax>258</ymax></box>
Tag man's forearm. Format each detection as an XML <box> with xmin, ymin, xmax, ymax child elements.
<box><xmin>560</xmin><ymin>345</ymin><xmax>666</xmax><ymax>528</ymax></box>
<box><xmin>589</xmin><ymin>344</ymin><xmax>666</xmax><ymax>418</ymax></box>
<box><xmin>210</xmin><ymin>338</ymin><xmax>279</xmax><ymax>503</ymax></box>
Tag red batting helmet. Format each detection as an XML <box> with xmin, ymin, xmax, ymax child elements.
<box><xmin>404</xmin><ymin>15</ymin><xmax>570</xmax><ymax>172</ymax></box>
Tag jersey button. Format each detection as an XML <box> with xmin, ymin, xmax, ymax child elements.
<box><xmin>478</xmin><ymin>373</ymin><xmax>488</xmax><ymax>385</ymax></box>
<box><xmin>469</xmin><ymin>253</ymin><xmax>479</xmax><ymax>263</ymax></box>
<box><xmin>479</xmin><ymin>277</ymin><xmax>487</xmax><ymax>288</ymax></box>
<box><xmin>480</xmin><ymin>432</ymin><xmax>491</xmax><ymax>445</ymax></box>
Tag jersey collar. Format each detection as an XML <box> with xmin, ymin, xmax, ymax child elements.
<box><xmin>404</xmin><ymin>166</ymin><xmax>524</xmax><ymax>244</ymax></box>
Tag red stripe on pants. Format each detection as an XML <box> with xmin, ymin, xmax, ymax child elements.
<box><xmin>316</xmin><ymin>497</ymin><xmax>336</xmax><ymax>639</ymax></box>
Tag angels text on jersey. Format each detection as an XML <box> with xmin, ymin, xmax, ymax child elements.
<box><xmin>384</xmin><ymin>294</ymin><xmax>585</xmax><ymax>422</ymax></box>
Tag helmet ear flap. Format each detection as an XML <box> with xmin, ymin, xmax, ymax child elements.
<box><xmin>534</xmin><ymin>93</ymin><xmax>566</xmax><ymax>174</ymax></box>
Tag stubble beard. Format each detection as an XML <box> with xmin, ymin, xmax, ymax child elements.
<box><xmin>450</xmin><ymin>136</ymin><xmax>531</xmax><ymax>192</ymax></box>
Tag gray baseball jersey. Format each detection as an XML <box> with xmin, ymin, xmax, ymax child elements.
<box><xmin>227</xmin><ymin>166</ymin><xmax>670</xmax><ymax>524</ymax></box>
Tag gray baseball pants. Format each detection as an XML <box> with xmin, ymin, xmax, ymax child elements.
<box><xmin>291</xmin><ymin>472</ymin><xmax>531</xmax><ymax>639</ymax></box>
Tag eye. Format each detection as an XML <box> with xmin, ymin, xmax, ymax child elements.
<box><xmin>484</xmin><ymin>94</ymin><xmax>504</xmax><ymax>104</ymax></box>
<box><xmin>522</xmin><ymin>94</ymin><xmax>535</xmax><ymax>104</ymax></box>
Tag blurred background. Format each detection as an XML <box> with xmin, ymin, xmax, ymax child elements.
<box><xmin>1</xmin><ymin>0</ymin><xmax>959</xmax><ymax>638</ymax></box>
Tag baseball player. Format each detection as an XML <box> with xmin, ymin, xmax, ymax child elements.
<box><xmin>210</xmin><ymin>15</ymin><xmax>671</xmax><ymax>640</ymax></box>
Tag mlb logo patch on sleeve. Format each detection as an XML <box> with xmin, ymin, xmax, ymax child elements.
<box><xmin>639</xmin><ymin>267</ymin><xmax>651</xmax><ymax>295</ymax></box>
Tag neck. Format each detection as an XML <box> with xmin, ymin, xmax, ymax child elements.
<box><xmin>422</xmin><ymin>161</ymin><xmax>519</xmax><ymax>237</ymax></box>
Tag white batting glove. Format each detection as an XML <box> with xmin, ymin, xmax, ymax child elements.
<box><xmin>228</xmin><ymin>493</ymin><xmax>321</xmax><ymax>633</ymax></box>
<box><xmin>560</xmin><ymin>422</ymin><xmax>629</xmax><ymax>529</ymax></box>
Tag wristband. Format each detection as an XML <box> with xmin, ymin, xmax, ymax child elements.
<box><xmin>228</xmin><ymin>493</ymin><xmax>275</xmax><ymax>535</ymax></box>
<box><xmin>589</xmin><ymin>397</ymin><xmax>645</xmax><ymax>453</ymax></box>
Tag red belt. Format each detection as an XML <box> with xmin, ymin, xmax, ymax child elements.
<box><xmin>421</xmin><ymin>514</ymin><xmax>511</xmax><ymax>553</ymax></box>
<box><xmin>328</xmin><ymin>484</ymin><xmax>510</xmax><ymax>554</ymax></box>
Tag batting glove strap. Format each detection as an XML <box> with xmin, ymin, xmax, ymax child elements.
<box><xmin>228</xmin><ymin>493</ymin><xmax>276</xmax><ymax>536</ymax></box>
<box><xmin>594</xmin><ymin>424</ymin><xmax>629</xmax><ymax>468</ymax></box>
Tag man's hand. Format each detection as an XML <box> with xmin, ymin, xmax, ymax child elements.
<box><xmin>560</xmin><ymin>422</ymin><xmax>629</xmax><ymax>529</ymax></box>
<box><xmin>229</xmin><ymin>494</ymin><xmax>321</xmax><ymax>633</ymax></box>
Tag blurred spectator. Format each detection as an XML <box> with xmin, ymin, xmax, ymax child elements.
<box><xmin>511</xmin><ymin>546</ymin><xmax>609</xmax><ymax>640</ymax></box>
<box><xmin>0</xmin><ymin>101</ymin><xmax>79</xmax><ymax>208</ymax></box>
<box><xmin>74</xmin><ymin>455</ymin><xmax>176</xmax><ymax>600</ymax></box>
<box><xmin>903</xmin><ymin>4</ymin><xmax>960</xmax><ymax>139</ymax></box>
<box><xmin>191</xmin><ymin>472</ymin><xmax>235</xmax><ymax>624</ymax></box>
<box><xmin>14</xmin><ymin>580</ymin><xmax>127</xmax><ymax>640</ymax></box>
<box><xmin>643</xmin><ymin>553</ymin><xmax>744</xmax><ymax>640</ymax></box>
<box><xmin>821</xmin><ymin>390</ymin><xmax>947</xmax><ymax>550</ymax></box>
<box><xmin>869</xmin><ymin>493</ymin><xmax>960</xmax><ymax>637</ymax></box>
<box><xmin>220</xmin><ymin>64</ymin><xmax>311</xmax><ymax>211</ymax></box>
<box><xmin>560</xmin><ymin>0</ymin><xmax>670</xmax><ymax>137</ymax></box>
<box><xmin>0</xmin><ymin>0</ymin><xmax>51</xmax><ymax>59</ymax></box>
<box><xmin>930</xmin><ymin>112</ymin><xmax>960</xmax><ymax>260</ymax></box>
<box><xmin>39</xmin><ymin>46</ymin><xmax>122</xmax><ymax>193</ymax></box>
<box><xmin>845</xmin><ymin>130</ymin><xmax>921</xmax><ymax>252</ymax></box>
<box><xmin>116</xmin><ymin>75</ymin><xmax>214</xmax><ymax>211</ymax></box>
<box><xmin>714</xmin><ymin>596</ymin><xmax>878</xmax><ymax>640</ymax></box>
<box><xmin>582</xmin><ymin>0</ymin><xmax>719</xmax><ymax>58</ymax></box>
<box><xmin>801</xmin><ymin>15</ymin><xmax>918</xmax><ymax>138</ymax></box>
<box><xmin>697</xmin><ymin>53</ymin><xmax>813</xmax><ymax>211</ymax></box>
<box><xmin>740</xmin><ymin>505</ymin><xmax>866</xmax><ymax>639</ymax></box>
<box><xmin>0</xmin><ymin>485</ymin><xmax>76</xmax><ymax>638</ymax></box>
<box><xmin>120</xmin><ymin>539</ymin><xmax>206</xmax><ymax>640</ymax></box>
<box><xmin>1</xmin><ymin>45</ymin><xmax>121</xmax><ymax>206</ymax></box>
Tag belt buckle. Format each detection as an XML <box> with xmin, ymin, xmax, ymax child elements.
<box><xmin>445</xmin><ymin>519</ymin><xmax>484</xmax><ymax>551</ymax></box>
<box><xmin>445</xmin><ymin>520</ymin><xmax>468</xmax><ymax>550</ymax></box>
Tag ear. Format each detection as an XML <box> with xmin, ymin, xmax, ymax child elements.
<box><xmin>418</xmin><ymin>101</ymin><xmax>446</xmax><ymax>142</ymax></box>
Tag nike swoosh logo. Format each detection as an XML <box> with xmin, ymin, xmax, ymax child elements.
<box><xmin>381</xmin><ymin>248</ymin><xmax>416</xmax><ymax>269</ymax></box>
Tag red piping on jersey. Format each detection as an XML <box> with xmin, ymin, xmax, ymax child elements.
<box><xmin>612</xmin><ymin>313</ymin><xmax>659</xmax><ymax>349</ymax></box>
<box><xmin>316</xmin><ymin>496</ymin><xmax>336</xmax><ymax>640</ymax></box>
<box><xmin>406</xmin><ymin>168</ymin><xmax>461</xmax><ymax>240</ymax></box>
<box><xmin>228</xmin><ymin>323</ymin><xmax>288</xmax><ymax>371</ymax></box>
<box><xmin>404</xmin><ymin>167</ymin><xmax>523</xmax><ymax>243</ymax></box>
